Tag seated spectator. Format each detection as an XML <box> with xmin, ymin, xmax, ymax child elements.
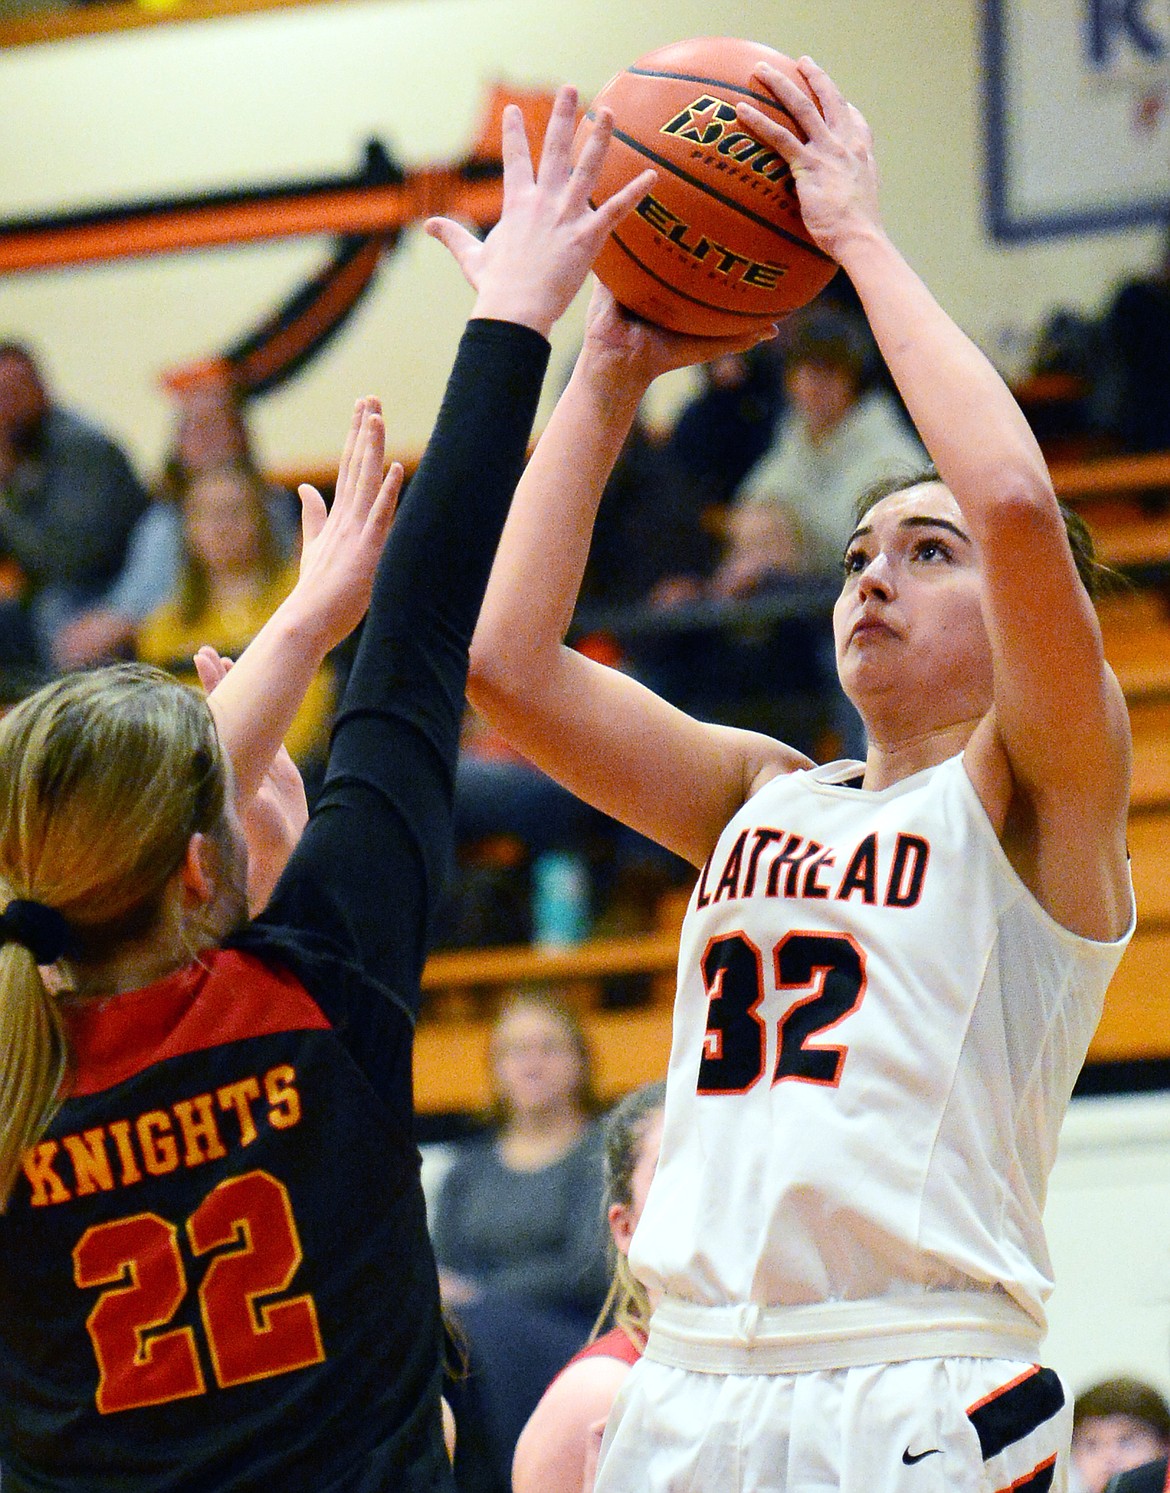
<box><xmin>135</xmin><ymin>461</ymin><xmax>332</xmax><ymax>771</ymax></box>
<box><xmin>54</xmin><ymin>374</ymin><xmax>296</xmax><ymax>669</ymax></box>
<box><xmin>432</xmin><ymin>989</ymin><xmax>609</xmax><ymax>1489</ymax></box>
<box><xmin>578</xmin><ymin>345</ymin><xmax>784</xmax><ymax>615</ymax></box>
<box><xmin>626</xmin><ymin>310</ymin><xmax>922</xmax><ymax>759</ymax></box>
<box><xmin>512</xmin><ymin>1081</ymin><xmax>665</xmax><ymax>1493</ymax></box>
<box><xmin>434</xmin><ymin>711</ymin><xmax>597</xmax><ymax>952</ymax></box>
<box><xmin>707</xmin><ymin>304</ymin><xmax>925</xmax><ymax>597</ymax></box>
<box><xmin>1072</xmin><ymin>1376</ymin><xmax>1170</xmax><ymax>1493</ymax></box>
<box><xmin>668</xmin><ymin>343</ymin><xmax>785</xmax><ymax>505</ymax></box>
<box><xmin>1099</xmin><ymin>222</ymin><xmax>1170</xmax><ymax>455</ymax></box>
<box><xmin>0</xmin><ymin>340</ymin><xmax>148</xmax><ymax>666</ymax></box>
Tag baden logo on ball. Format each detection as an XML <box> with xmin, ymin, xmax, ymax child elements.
<box><xmin>575</xmin><ymin>36</ymin><xmax>839</xmax><ymax>337</ymax></box>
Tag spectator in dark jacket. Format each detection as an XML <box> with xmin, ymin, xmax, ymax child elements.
<box><xmin>0</xmin><ymin>341</ymin><xmax>148</xmax><ymax>665</ymax></box>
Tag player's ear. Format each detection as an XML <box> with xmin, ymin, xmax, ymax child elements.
<box><xmin>609</xmin><ymin>1199</ymin><xmax>636</xmax><ymax>1255</ymax></box>
<box><xmin>178</xmin><ymin>832</ymin><xmax>215</xmax><ymax>905</ymax></box>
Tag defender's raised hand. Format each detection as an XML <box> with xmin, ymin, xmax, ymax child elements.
<box><xmin>294</xmin><ymin>395</ymin><xmax>403</xmax><ymax>652</ymax></box>
<box><xmin>193</xmin><ymin>646</ymin><xmax>309</xmax><ymax>912</ymax></box>
<box><xmin>425</xmin><ymin>85</ymin><xmax>656</xmax><ymax>339</ymax></box>
<box><xmin>190</xmin><ymin>397</ymin><xmax>401</xmax><ymax>807</ymax></box>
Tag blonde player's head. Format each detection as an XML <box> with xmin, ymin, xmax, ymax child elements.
<box><xmin>593</xmin><ymin>1080</ymin><xmax>666</xmax><ymax>1347</ymax></box>
<box><xmin>0</xmin><ymin>665</ymin><xmax>232</xmax><ymax>1207</ymax></box>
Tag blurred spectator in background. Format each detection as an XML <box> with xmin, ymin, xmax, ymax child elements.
<box><xmin>1099</xmin><ymin>223</ymin><xmax>1170</xmax><ymax>456</ymax></box>
<box><xmin>628</xmin><ymin>307</ymin><xmax>922</xmax><ymax>760</ymax></box>
<box><xmin>135</xmin><ymin>461</ymin><xmax>332</xmax><ymax>772</ymax></box>
<box><xmin>55</xmin><ymin>375</ymin><xmax>297</xmax><ymax>669</ymax></box>
<box><xmin>706</xmin><ymin>304</ymin><xmax>924</xmax><ymax>598</ymax></box>
<box><xmin>578</xmin><ymin>343</ymin><xmax>784</xmax><ymax>616</ymax></box>
<box><xmin>432</xmin><ymin>710</ymin><xmax>596</xmax><ymax>953</ymax></box>
<box><xmin>432</xmin><ymin>988</ymin><xmax>609</xmax><ymax>1490</ymax></box>
<box><xmin>0</xmin><ymin>340</ymin><xmax>148</xmax><ymax>668</ymax></box>
<box><xmin>1071</xmin><ymin>1376</ymin><xmax>1170</xmax><ymax>1493</ymax></box>
<box><xmin>1105</xmin><ymin>1452</ymin><xmax>1170</xmax><ymax>1492</ymax></box>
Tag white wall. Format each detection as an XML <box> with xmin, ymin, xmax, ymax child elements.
<box><xmin>1045</xmin><ymin>1092</ymin><xmax>1170</xmax><ymax>1400</ymax></box>
<box><xmin>1</xmin><ymin>0</ymin><xmax>1165</xmax><ymax>478</ymax></box>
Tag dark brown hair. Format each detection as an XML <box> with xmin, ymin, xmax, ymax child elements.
<box><xmin>1073</xmin><ymin>1376</ymin><xmax>1170</xmax><ymax>1440</ymax></box>
<box><xmin>851</xmin><ymin>462</ymin><xmax>1117</xmax><ymax>600</ymax></box>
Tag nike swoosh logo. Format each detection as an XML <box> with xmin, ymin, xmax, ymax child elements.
<box><xmin>902</xmin><ymin>1447</ymin><xmax>941</xmax><ymax>1465</ymax></box>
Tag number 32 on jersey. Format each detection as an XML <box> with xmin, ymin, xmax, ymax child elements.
<box><xmin>697</xmin><ymin>930</ymin><xmax>867</xmax><ymax>1095</ymax></box>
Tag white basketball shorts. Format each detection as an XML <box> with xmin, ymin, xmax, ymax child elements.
<box><xmin>594</xmin><ymin>1355</ymin><xmax>1070</xmax><ymax>1492</ymax></box>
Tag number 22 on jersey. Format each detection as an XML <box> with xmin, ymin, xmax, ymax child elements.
<box><xmin>697</xmin><ymin>930</ymin><xmax>867</xmax><ymax>1095</ymax></box>
<box><xmin>73</xmin><ymin>1168</ymin><xmax>324</xmax><ymax>1414</ymax></box>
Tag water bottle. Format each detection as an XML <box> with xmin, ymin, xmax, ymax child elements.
<box><xmin>532</xmin><ymin>850</ymin><xmax>591</xmax><ymax>948</ymax></box>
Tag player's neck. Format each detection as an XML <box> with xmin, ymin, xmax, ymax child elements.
<box><xmin>860</xmin><ymin>715</ymin><xmax>979</xmax><ymax>791</ymax></box>
<box><xmin>60</xmin><ymin>882</ymin><xmax>205</xmax><ymax>1001</ymax></box>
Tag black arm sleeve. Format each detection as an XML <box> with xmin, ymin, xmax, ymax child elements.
<box><xmin>246</xmin><ymin>320</ymin><xmax>549</xmax><ymax>1020</ymax></box>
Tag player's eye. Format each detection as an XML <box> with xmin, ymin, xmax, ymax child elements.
<box><xmin>912</xmin><ymin>536</ymin><xmax>952</xmax><ymax>562</ymax></box>
<box><xmin>842</xmin><ymin>546</ymin><xmax>869</xmax><ymax>575</ymax></box>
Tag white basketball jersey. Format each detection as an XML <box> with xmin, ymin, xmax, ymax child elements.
<box><xmin>630</xmin><ymin>754</ymin><xmax>1132</xmax><ymax>1331</ymax></box>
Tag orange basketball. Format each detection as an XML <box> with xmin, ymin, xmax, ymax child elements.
<box><xmin>576</xmin><ymin>37</ymin><xmax>838</xmax><ymax>337</ymax></box>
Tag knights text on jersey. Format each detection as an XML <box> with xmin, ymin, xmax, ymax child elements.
<box><xmin>629</xmin><ymin>754</ymin><xmax>1132</xmax><ymax>1325</ymax></box>
<box><xmin>0</xmin><ymin>945</ymin><xmax>452</xmax><ymax>1493</ymax></box>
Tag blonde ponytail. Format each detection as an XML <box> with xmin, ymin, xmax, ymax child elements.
<box><xmin>0</xmin><ymin>937</ymin><xmax>66</xmax><ymax>1209</ymax></box>
<box><xmin>0</xmin><ymin>664</ymin><xmax>229</xmax><ymax>1210</ymax></box>
<box><xmin>591</xmin><ymin>1249</ymin><xmax>653</xmax><ymax>1350</ymax></box>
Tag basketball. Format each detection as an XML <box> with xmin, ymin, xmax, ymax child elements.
<box><xmin>575</xmin><ymin>37</ymin><xmax>839</xmax><ymax>337</ymax></box>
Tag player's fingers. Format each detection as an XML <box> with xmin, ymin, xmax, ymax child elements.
<box><xmin>351</xmin><ymin>410</ymin><xmax>386</xmax><ymax>512</ymax></box>
<box><xmin>750</xmin><ymin>63</ymin><xmax>828</xmax><ymax>143</ymax></box>
<box><xmin>566</xmin><ymin>107</ymin><xmax>614</xmax><ymax>212</ymax></box>
<box><xmin>590</xmin><ymin>167</ymin><xmax>655</xmax><ymax>239</ymax></box>
<box><xmin>298</xmin><ymin>482</ymin><xmax>328</xmax><ymax>547</ymax></box>
<box><xmin>424</xmin><ymin>217</ymin><xmax>483</xmax><ymax>284</ymax></box>
<box><xmin>796</xmin><ymin>56</ymin><xmax>850</xmax><ymax>129</ymax></box>
<box><xmin>535</xmin><ymin>84</ymin><xmax>579</xmax><ymax>188</ymax></box>
<box><xmin>734</xmin><ymin>102</ymin><xmax>808</xmax><ymax>169</ymax></box>
<box><xmin>192</xmin><ymin>645</ymin><xmax>228</xmax><ymax>694</ymax></box>
<box><xmin>847</xmin><ymin>102</ymin><xmax>875</xmax><ymax>150</ymax></box>
<box><xmin>702</xmin><ymin>322</ymin><xmax>781</xmax><ymax>358</ymax></box>
<box><xmin>499</xmin><ymin>103</ymin><xmax>535</xmax><ymax>207</ymax></box>
<box><xmin>367</xmin><ymin>460</ymin><xmax>403</xmax><ymax>541</ymax></box>
<box><xmin>335</xmin><ymin>398</ymin><xmax>366</xmax><ymax>498</ymax></box>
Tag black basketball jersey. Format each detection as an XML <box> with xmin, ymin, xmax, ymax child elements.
<box><xmin>0</xmin><ymin>942</ymin><xmax>447</xmax><ymax>1492</ymax></box>
<box><xmin>0</xmin><ymin>319</ymin><xmax>552</xmax><ymax>1492</ymax></box>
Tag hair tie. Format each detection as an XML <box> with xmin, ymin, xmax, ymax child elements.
<box><xmin>0</xmin><ymin>899</ymin><xmax>75</xmax><ymax>965</ymax></box>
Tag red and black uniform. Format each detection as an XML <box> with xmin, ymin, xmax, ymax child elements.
<box><xmin>562</xmin><ymin>1327</ymin><xmax>644</xmax><ymax>1375</ymax></box>
<box><xmin>0</xmin><ymin>320</ymin><xmax>550</xmax><ymax>1493</ymax></box>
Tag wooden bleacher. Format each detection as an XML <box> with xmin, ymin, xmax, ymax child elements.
<box><xmin>410</xmin><ymin>449</ymin><xmax>1170</xmax><ymax>1111</ymax></box>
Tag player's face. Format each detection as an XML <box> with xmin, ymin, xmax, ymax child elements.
<box><xmin>833</xmin><ymin>481</ymin><xmax>993</xmax><ymax>732</ymax></box>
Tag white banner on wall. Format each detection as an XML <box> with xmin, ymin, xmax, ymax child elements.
<box><xmin>984</xmin><ymin>0</ymin><xmax>1170</xmax><ymax>238</ymax></box>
